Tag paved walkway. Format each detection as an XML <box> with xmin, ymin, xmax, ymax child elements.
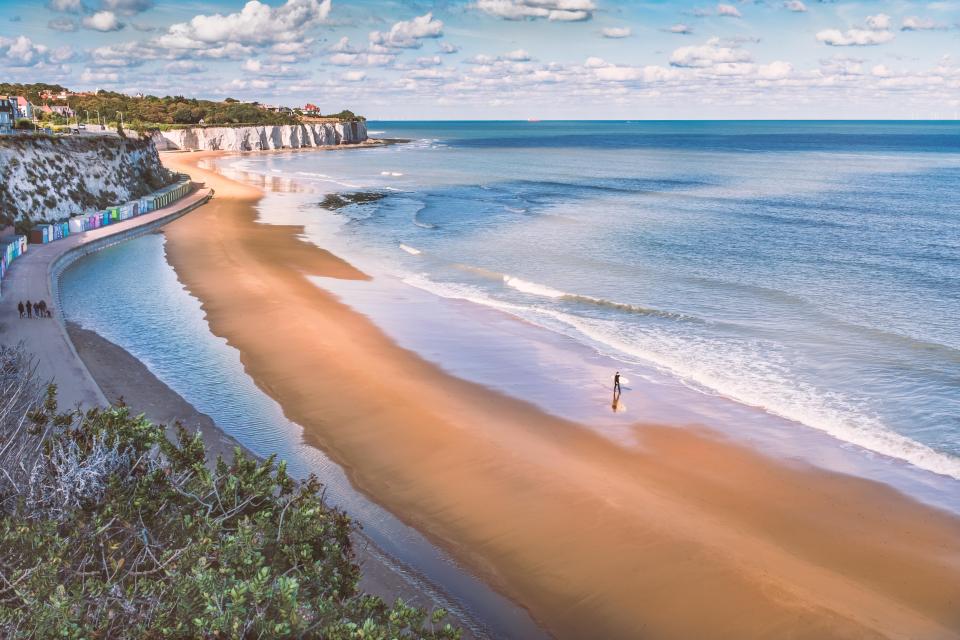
<box><xmin>0</xmin><ymin>188</ymin><xmax>213</xmax><ymax>409</ymax></box>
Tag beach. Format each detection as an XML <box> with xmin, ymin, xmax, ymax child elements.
<box><xmin>65</xmin><ymin>319</ymin><xmax>485</xmax><ymax>638</ymax></box>
<box><xmin>157</xmin><ymin>149</ymin><xmax>960</xmax><ymax>640</ymax></box>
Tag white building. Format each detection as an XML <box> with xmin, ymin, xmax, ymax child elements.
<box><xmin>12</xmin><ymin>96</ymin><xmax>33</xmax><ymax>121</ymax></box>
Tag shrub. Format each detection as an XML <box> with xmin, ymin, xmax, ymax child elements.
<box><xmin>0</xmin><ymin>346</ymin><xmax>459</xmax><ymax>640</ymax></box>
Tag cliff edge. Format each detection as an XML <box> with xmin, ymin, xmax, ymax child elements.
<box><xmin>154</xmin><ymin>121</ymin><xmax>368</xmax><ymax>152</ymax></box>
<box><xmin>0</xmin><ymin>135</ymin><xmax>174</xmax><ymax>224</ymax></box>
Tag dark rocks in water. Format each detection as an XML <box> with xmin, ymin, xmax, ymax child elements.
<box><xmin>318</xmin><ymin>191</ymin><xmax>386</xmax><ymax>210</ymax></box>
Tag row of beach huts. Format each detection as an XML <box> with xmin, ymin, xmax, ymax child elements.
<box><xmin>0</xmin><ymin>177</ymin><xmax>193</xmax><ymax>289</ymax></box>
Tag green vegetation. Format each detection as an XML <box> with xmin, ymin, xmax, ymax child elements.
<box><xmin>0</xmin><ymin>83</ymin><xmax>365</xmax><ymax>128</ymax></box>
<box><xmin>0</xmin><ymin>83</ymin><xmax>66</xmax><ymax>106</ymax></box>
<box><xmin>0</xmin><ymin>346</ymin><xmax>458</xmax><ymax>639</ymax></box>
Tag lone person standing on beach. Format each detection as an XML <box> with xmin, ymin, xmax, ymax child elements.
<box><xmin>613</xmin><ymin>371</ymin><xmax>622</xmax><ymax>395</ymax></box>
<box><xmin>17</xmin><ymin>301</ymin><xmax>24</xmax><ymax>318</ymax></box>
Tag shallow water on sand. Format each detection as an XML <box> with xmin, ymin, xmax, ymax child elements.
<box><xmin>59</xmin><ymin>233</ymin><xmax>548</xmax><ymax>640</ymax></box>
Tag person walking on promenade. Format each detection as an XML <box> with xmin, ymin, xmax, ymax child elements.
<box><xmin>17</xmin><ymin>301</ymin><xmax>24</xmax><ymax>318</ymax></box>
<box><xmin>25</xmin><ymin>300</ymin><xmax>32</xmax><ymax>319</ymax></box>
<box><xmin>32</xmin><ymin>302</ymin><xmax>40</xmax><ymax>319</ymax></box>
<box><xmin>38</xmin><ymin>300</ymin><xmax>47</xmax><ymax>317</ymax></box>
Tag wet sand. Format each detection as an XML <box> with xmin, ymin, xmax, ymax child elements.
<box><xmin>160</xmin><ymin>150</ymin><xmax>960</xmax><ymax>640</ymax></box>
<box><xmin>65</xmin><ymin>320</ymin><xmax>481</xmax><ymax>637</ymax></box>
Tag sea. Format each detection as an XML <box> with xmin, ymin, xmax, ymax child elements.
<box><xmin>58</xmin><ymin>121</ymin><xmax>960</xmax><ymax>635</ymax></box>
<box><xmin>223</xmin><ymin>121</ymin><xmax>960</xmax><ymax>481</ymax></box>
<box><xmin>63</xmin><ymin>120</ymin><xmax>960</xmax><ymax>512</ymax></box>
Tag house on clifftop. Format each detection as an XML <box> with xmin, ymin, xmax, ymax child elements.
<box><xmin>0</xmin><ymin>98</ymin><xmax>14</xmax><ymax>133</ymax></box>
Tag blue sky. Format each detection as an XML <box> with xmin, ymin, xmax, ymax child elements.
<box><xmin>1</xmin><ymin>0</ymin><xmax>958</xmax><ymax>118</ymax></box>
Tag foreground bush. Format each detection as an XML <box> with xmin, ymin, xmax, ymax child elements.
<box><xmin>0</xmin><ymin>346</ymin><xmax>458</xmax><ymax>639</ymax></box>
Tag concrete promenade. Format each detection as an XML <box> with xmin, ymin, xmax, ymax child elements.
<box><xmin>0</xmin><ymin>187</ymin><xmax>213</xmax><ymax>409</ymax></box>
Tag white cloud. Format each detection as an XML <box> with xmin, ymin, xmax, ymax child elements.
<box><xmin>475</xmin><ymin>0</ymin><xmax>596</xmax><ymax>22</ymax></box>
<box><xmin>667</xmin><ymin>23</ymin><xmax>692</xmax><ymax>34</ymax></box>
<box><xmin>164</xmin><ymin>60</ymin><xmax>206</xmax><ymax>74</ymax></box>
<box><xmin>816</xmin><ymin>14</ymin><xmax>895</xmax><ymax>46</ymax></box>
<box><xmin>329</xmin><ymin>52</ymin><xmax>396</xmax><ymax>67</ymax></box>
<box><xmin>816</xmin><ymin>28</ymin><xmax>895</xmax><ymax>46</ymax></box>
<box><xmin>871</xmin><ymin>64</ymin><xmax>891</xmax><ymax>77</ymax></box>
<box><xmin>504</xmin><ymin>48</ymin><xmax>532</xmax><ymax>61</ymax></box>
<box><xmin>47</xmin><ymin>46</ymin><xmax>76</xmax><ymax>64</ymax></box>
<box><xmin>670</xmin><ymin>37</ymin><xmax>752</xmax><ymax>67</ymax></box>
<box><xmin>47</xmin><ymin>0</ymin><xmax>83</xmax><ymax>13</ymax></box>
<box><xmin>819</xmin><ymin>56</ymin><xmax>863</xmax><ymax>75</ymax></box>
<box><xmin>601</xmin><ymin>27</ymin><xmax>631</xmax><ymax>38</ymax></box>
<box><xmin>224</xmin><ymin>78</ymin><xmax>275</xmax><ymax>91</ymax></box>
<box><xmin>865</xmin><ymin>14</ymin><xmax>891</xmax><ymax>30</ymax></box>
<box><xmin>901</xmin><ymin>16</ymin><xmax>945</xmax><ymax>31</ymax></box>
<box><xmin>157</xmin><ymin>0</ymin><xmax>330</xmax><ymax>50</ymax></box>
<box><xmin>590</xmin><ymin>60</ymin><xmax>682</xmax><ymax>83</ymax></box>
<box><xmin>0</xmin><ymin>36</ymin><xmax>49</xmax><ymax>66</ymax></box>
<box><xmin>415</xmin><ymin>55</ymin><xmax>442</xmax><ymax>66</ymax></box>
<box><xmin>241</xmin><ymin>58</ymin><xmax>294</xmax><ymax>76</ymax></box>
<box><xmin>439</xmin><ymin>42</ymin><xmax>460</xmax><ymax>54</ymax></box>
<box><xmin>80</xmin><ymin>69</ymin><xmax>120</xmax><ymax>83</ymax></box>
<box><xmin>82</xmin><ymin>10</ymin><xmax>124</xmax><ymax>31</ymax></box>
<box><xmin>343</xmin><ymin>70</ymin><xmax>366</xmax><ymax>82</ymax></box>
<box><xmin>757</xmin><ymin>60</ymin><xmax>793</xmax><ymax>79</ymax></box>
<box><xmin>783</xmin><ymin>0</ymin><xmax>806</xmax><ymax>12</ymax></box>
<box><xmin>269</xmin><ymin>40</ymin><xmax>313</xmax><ymax>60</ymax></box>
<box><xmin>330</xmin><ymin>37</ymin><xmax>356</xmax><ymax>53</ymax></box>
<box><xmin>717</xmin><ymin>4</ymin><xmax>742</xmax><ymax>18</ymax></box>
<box><xmin>369</xmin><ymin>13</ymin><xmax>443</xmax><ymax>49</ymax></box>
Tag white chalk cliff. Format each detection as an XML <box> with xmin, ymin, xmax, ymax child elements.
<box><xmin>0</xmin><ymin>136</ymin><xmax>173</xmax><ymax>222</ymax></box>
<box><xmin>154</xmin><ymin>121</ymin><xmax>368</xmax><ymax>152</ymax></box>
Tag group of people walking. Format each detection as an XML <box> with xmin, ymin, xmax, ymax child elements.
<box><xmin>18</xmin><ymin>300</ymin><xmax>52</xmax><ymax>319</ymax></box>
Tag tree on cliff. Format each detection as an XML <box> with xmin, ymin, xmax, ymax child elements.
<box><xmin>0</xmin><ymin>346</ymin><xmax>459</xmax><ymax>639</ymax></box>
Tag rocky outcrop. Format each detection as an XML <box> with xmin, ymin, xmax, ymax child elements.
<box><xmin>154</xmin><ymin>121</ymin><xmax>368</xmax><ymax>152</ymax></box>
<box><xmin>0</xmin><ymin>135</ymin><xmax>175</xmax><ymax>223</ymax></box>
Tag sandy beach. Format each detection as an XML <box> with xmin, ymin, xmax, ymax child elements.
<box><xmin>159</xmin><ymin>150</ymin><xmax>960</xmax><ymax>640</ymax></box>
<box><xmin>65</xmin><ymin>320</ymin><xmax>484</xmax><ymax>637</ymax></box>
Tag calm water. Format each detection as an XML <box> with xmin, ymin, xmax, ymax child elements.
<box><xmin>59</xmin><ymin>234</ymin><xmax>548</xmax><ymax>640</ymax></box>
<box><xmin>221</xmin><ymin>121</ymin><xmax>960</xmax><ymax>481</ymax></box>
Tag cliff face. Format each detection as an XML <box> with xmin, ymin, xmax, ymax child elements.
<box><xmin>0</xmin><ymin>136</ymin><xmax>174</xmax><ymax>224</ymax></box>
<box><xmin>154</xmin><ymin>121</ymin><xmax>368</xmax><ymax>152</ymax></box>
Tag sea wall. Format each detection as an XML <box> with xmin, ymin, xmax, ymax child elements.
<box><xmin>0</xmin><ymin>135</ymin><xmax>174</xmax><ymax>223</ymax></box>
<box><xmin>154</xmin><ymin>121</ymin><xmax>368</xmax><ymax>152</ymax></box>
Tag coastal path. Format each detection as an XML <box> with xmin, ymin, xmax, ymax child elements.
<box><xmin>0</xmin><ymin>187</ymin><xmax>213</xmax><ymax>409</ymax></box>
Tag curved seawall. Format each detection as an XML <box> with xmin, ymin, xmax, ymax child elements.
<box><xmin>0</xmin><ymin>187</ymin><xmax>212</xmax><ymax>409</ymax></box>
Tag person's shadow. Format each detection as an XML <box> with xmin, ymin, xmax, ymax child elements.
<box><xmin>611</xmin><ymin>388</ymin><xmax>623</xmax><ymax>413</ymax></box>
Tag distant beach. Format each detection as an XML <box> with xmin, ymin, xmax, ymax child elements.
<box><xmin>152</xmin><ymin>146</ymin><xmax>960</xmax><ymax>639</ymax></box>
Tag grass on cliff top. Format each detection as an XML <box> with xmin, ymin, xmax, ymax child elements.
<box><xmin>0</xmin><ymin>345</ymin><xmax>459</xmax><ymax>640</ymax></box>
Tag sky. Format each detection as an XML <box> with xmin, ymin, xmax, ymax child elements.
<box><xmin>0</xmin><ymin>0</ymin><xmax>958</xmax><ymax>119</ymax></box>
